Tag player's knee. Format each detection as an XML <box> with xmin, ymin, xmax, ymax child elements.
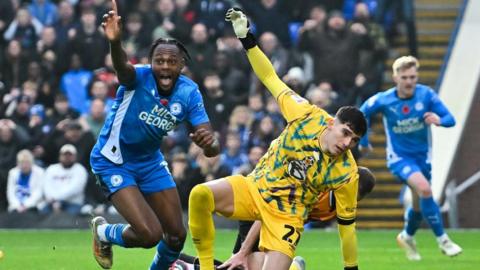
<box><xmin>189</xmin><ymin>184</ymin><xmax>214</xmax><ymax>210</ymax></box>
<box><xmin>165</xmin><ymin>230</ymin><xmax>186</xmax><ymax>251</ymax></box>
<box><xmin>134</xmin><ymin>223</ymin><xmax>163</xmax><ymax>248</ymax></box>
<box><xmin>417</xmin><ymin>185</ymin><xmax>432</xmax><ymax>197</ymax></box>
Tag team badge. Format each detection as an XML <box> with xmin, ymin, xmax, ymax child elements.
<box><xmin>402</xmin><ymin>166</ymin><xmax>411</xmax><ymax>175</ymax></box>
<box><xmin>170</xmin><ymin>103</ymin><xmax>182</xmax><ymax>116</ymax></box>
<box><xmin>111</xmin><ymin>175</ymin><xmax>123</xmax><ymax>187</ymax></box>
<box><xmin>287</xmin><ymin>156</ymin><xmax>315</xmax><ymax>181</ymax></box>
<box><xmin>415</xmin><ymin>102</ymin><xmax>424</xmax><ymax>111</ymax></box>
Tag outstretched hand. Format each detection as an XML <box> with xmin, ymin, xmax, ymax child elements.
<box><xmin>225</xmin><ymin>8</ymin><xmax>249</xmax><ymax>38</ymax></box>
<box><xmin>218</xmin><ymin>250</ymin><xmax>249</xmax><ymax>270</ymax></box>
<box><xmin>101</xmin><ymin>0</ymin><xmax>122</xmax><ymax>42</ymax></box>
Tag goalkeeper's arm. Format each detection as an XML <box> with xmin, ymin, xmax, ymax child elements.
<box><xmin>225</xmin><ymin>8</ymin><xmax>289</xmax><ymax>99</ymax></box>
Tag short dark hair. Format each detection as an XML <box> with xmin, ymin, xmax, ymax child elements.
<box><xmin>358</xmin><ymin>166</ymin><xmax>375</xmax><ymax>200</ymax></box>
<box><xmin>149</xmin><ymin>38</ymin><xmax>191</xmax><ymax>62</ymax></box>
<box><xmin>335</xmin><ymin>106</ymin><xmax>367</xmax><ymax>137</ymax></box>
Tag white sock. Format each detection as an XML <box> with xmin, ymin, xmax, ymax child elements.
<box><xmin>97</xmin><ymin>224</ymin><xmax>109</xmax><ymax>242</ymax></box>
<box><xmin>436</xmin><ymin>233</ymin><xmax>449</xmax><ymax>244</ymax></box>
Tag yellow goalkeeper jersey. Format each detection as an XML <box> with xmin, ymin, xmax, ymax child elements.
<box><xmin>248</xmin><ymin>90</ymin><xmax>358</xmax><ymax>220</ymax></box>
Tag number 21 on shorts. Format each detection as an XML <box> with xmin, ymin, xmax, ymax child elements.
<box><xmin>282</xmin><ymin>224</ymin><xmax>301</xmax><ymax>247</ymax></box>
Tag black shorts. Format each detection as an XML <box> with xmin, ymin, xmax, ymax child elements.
<box><xmin>232</xmin><ymin>220</ymin><xmax>260</xmax><ymax>253</ymax></box>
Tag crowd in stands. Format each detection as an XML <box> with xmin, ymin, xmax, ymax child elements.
<box><xmin>0</xmin><ymin>0</ymin><xmax>417</xmax><ymax>216</ymax></box>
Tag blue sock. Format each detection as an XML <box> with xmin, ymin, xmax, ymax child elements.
<box><xmin>149</xmin><ymin>240</ymin><xmax>181</xmax><ymax>270</ymax></box>
<box><xmin>404</xmin><ymin>207</ymin><xmax>423</xmax><ymax>236</ymax></box>
<box><xmin>104</xmin><ymin>224</ymin><xmax>127</xmax><ymax>247</ymax></box>
<box><xmin>420</xmin><ymin>197</ymin><xmax>445</xmax><ymax>237</ymax></box>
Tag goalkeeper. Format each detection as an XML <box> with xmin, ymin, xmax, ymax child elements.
<box><xmin>188</xmin><ymin>8</ymin><xmax>368</xmax><ymax>270</ymax></box>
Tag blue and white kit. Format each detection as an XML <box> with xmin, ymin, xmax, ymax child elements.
<box><xmin>90</xmin><ymin>65</ymin><xmax>209</xmax><ymax>195</ymax></box>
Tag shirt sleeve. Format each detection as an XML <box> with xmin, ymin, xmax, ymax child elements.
<box><xmin>359</xmin><ymin>94</ymin><xmax>383</xmax><ymax>147</ymax></box>
<box><xmin>428</xmin><ymin>89</ymin><xmax>456</xmax><ymax>127</ymax></box>
<box><xmin>335</xmin><ymin>171</ymin><xmax>358</xmax><ymax>223</ymax></box>
<box><xmin>187</xmin><ymin>87</ymin><xmax>210</xmax><ymax>126</ymax></box>
<box><xmin>277</xmin><ymin>90</ymin><xmax>317</xmax><ymax>122</ymax></box>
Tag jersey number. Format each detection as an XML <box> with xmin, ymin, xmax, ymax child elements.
<box><xmin>282</xmin><ymin>224</ymin><xmax>301</xmax><ymax>246</ymax></box>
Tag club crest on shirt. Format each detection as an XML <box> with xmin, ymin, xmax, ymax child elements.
<box><xmin>287</xmin><ymin>156</ymin><xmax>315</xmax><ymax>181</ymax></box>
<box><xmin>415</xmin><ymin>102</ymin><xmax>424</xmax><ymax>111</ymax></box>
<box><xmin>170</xmin><ymin>103</ymin><xmax>182</xmax><ymax>116</ymax></box>
<box><xmin>111</xmin><ymin>175</ymin><xmax>123</xmax><ymax>187</ymax></box>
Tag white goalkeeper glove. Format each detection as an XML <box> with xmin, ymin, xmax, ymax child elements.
<box><xmin>225</xmin><ymin>8</ymin><xmax>249</xmax><ymax>39</ymax></box>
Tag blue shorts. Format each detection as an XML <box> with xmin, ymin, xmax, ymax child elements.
<box><xmin>90</xmin><ymin>154</ymin><xmax>176</xmax><ymax>197</ymax></box>
<box><xmin>388</xmin><ymin>157</ymin><xmax>431</xmax><ymax>183</ymax></box>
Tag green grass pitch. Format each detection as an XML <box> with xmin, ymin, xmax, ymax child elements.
<box><xmin>0</xmin><ymin>229</ymin><xmax>478</xmax><ymax>269</ymax></box>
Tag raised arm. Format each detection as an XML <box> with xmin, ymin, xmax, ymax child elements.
<box><xmin>102</xmin><ymin>0</ymin><xmax>135</xmax><ymax>85</ymax></box>
<box><xmin>225</xmin><ymin>8</ymin><xmax>288</xmax><ymax>99</ymax></box>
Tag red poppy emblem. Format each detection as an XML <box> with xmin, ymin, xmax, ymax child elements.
<box><xmin>160</xmin><ymin>99</ymin><xmax>169</xmax><ymax>106</ymax></box>
<box><xmin>402</xmin><ymin>105</ymin><xmax>410</xmax><ymax>114</ymax></box>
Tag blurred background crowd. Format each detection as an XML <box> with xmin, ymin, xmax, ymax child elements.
<box><xmin>0</xmin><ymin>0</ymin><xmax>417</xmax><ymax>216</ymax></box>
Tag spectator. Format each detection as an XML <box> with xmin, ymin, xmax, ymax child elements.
<box><xmin>196</xmin><ymin>151</ymin><xmax>231</xmax><ymax>182</ymax></box>
<box><xmin>0</xmin><ymin>0</ymin><xmax>16</xmax><ymax>44</ymax></box>
<box><xmin>7</xmin><ymin>149</ymin><xmax>45</xmax><ymax>213</ymax></box>
<box><xmin>1</xmin><ymin>40</ymin><xmax>29</xmax><ymax>91</ymax></box>
<box><xmin>213</xmin><ymin>51</ymin><xmax>248</xmax><ymax>106</ymax></box>
<box><xmin>240</xmin><ymin>0</ymin><xmax>291</xmax><ymax>47</ymax></box>
<box><xmin>93</xmin><ymin>54</ymin><xmax>119</xmax><ymax>98</ymax></box>
<box><xmin>219</xmin><ymin>131</ymin><xmax>249</xmax><ymax>173</ymax></box>
<box><xmin>185</xmin><ymin>23</ymin><xmax>216</xmax><ymax>81</ymax></box>
<box><xmin>227</xmin><ymin>105</ymin><xmax>253</xmax><ymax>152</ymax></box>
<box><xmin>248</xmin><ymin>115</ymin><xmax>280</xmax><ymax>150</ymax></box>
<box><xmin>351</xmin><ymin>2</ymin><xmax>388</xmax><ymax>102</ymax></box>
<box><xmin>47</xmin><ymin>93</ymin><xmax>80</xmax><ymax>127</ymax></box>
<box><xmin>233</xmin><ymin>145</ymin><xmax>266</xmax><ymax>176</ymax></box>
<box><xmin>194</xmin><ymin>0</ymin><xmax>231</xmax><ymax>38</ymax></box>
<box><xmin>42</xmin><ymin>119</ymin><xmax>95</xmax><ymax>168</ymax></box>
<box><xmin>283</xmin><ymin>66</ymin><xmax>308</xmax><ymax>96</ymax></box>
<box><xmin>86</xmin><ymin>80</ymin><xmax>114</xmax><ymax>115</ymax></box>
<box><xmin>68</xmin><ymin>7</ymin><xmax>107</xmax><ymax>70</ymax></box>
<box><xmin>27</xmin><ymin>104</ymin><xmax>51</xmax><ymax>152</ymax></box>
<box><xmin>7</xmin><ymin>94</ymin><xmax>34</xmax><ymax>134</ymax></box>
<box><xmin>3</xmin><ymin>8</ymin><xmax>43</xmax><ymax>51</ymax></box>
<box><xmin>28</xmin><ymin>0</ymin><xmax>58</xmax><ymax>27</ymax></box>
<box><xmin>202</xmin><ymin>71</ymin><xmax>233</xmax><ymax>132</ymax></box>
<box><xmin>299</xmin><ymin>10</ymin><xmax>373</xmax><ymax>91</ymax></box>
<box><xmin>170</xmin><ymin>151</ymin><xmax>203</xmax><ymax>210</ymax></box>
<box><xmin>122</xmin><ymin>12</ymin><xmax>150</xmax><ymax>60</ymax></box>
<box><xmin>375</xmin><ymin>0</ymin><xmax>417</xmax><ymax>57</ymax></box>
<box><xmin>0</xmin><ymin>119</ymin><xmax>29</xmax><ymax>211</ymax></box>
<box><xmin>41</xmin><ymin>144</ymin><xmax>88</xmax><ymax>215</ymax></box>
<box><xmin>305</xmin><ymin>83</ymin><xmax>336</xmax><ymax>113</ymax></box>
<box><xmin>53</xmin><ymin>0</ymin><xmax>79</xmax><ymax>74</ymax></box>
<box><xmin>59</xmin><ymin>53</ymin><xmax>93</xmax><ymax>114</ymax></box>
<box><xmin>248</xmin><ymin>93</ymin><xmax>266</xmax><ymax>122</ymax></box>
<box><xmin>80</xmin><ymin>98</ymin><xmax>105</xmax><ymax>139</ymax></box>
<box><xmin>152</xmin><ymin>0</ymin><xmax>191</xmax><ymax>41</ymax></box>
<box><xmin>260</xmin><ymin>31</ymin><xmax>289</xmax><ymax>76</ymax></box>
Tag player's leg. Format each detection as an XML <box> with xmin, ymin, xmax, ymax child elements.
<box><xmin>145</xmin><ymin>187</ymin><xmax>186</xmax><ymax>270</ymax></box>
<box><xmin>91</xmin><ymin>171</ymin><xmax>163</xmax><ymax>269</ymax></box>
<box><xmin>262</xmin><ymin>251</ymin><xmax>292</xmax><ymax>270</ymax></box>
<box><xmin>256</xmin><ymin>200</ymin><xmax>303</xmax><ymax>270</ymax></box>
<box><xmin>389</xmin><ymin>160</ymin><xmax>422</xmax><ymax>261</ymax></box>
<box><xmin>396</xmin><ymin>187</ymin><xmax>422</xmax><ymax>261</ymax></box>
<box><xmin>189</xmin><ymin>175</ymin><xmax>258</xmax><ymax>270</ymax></box>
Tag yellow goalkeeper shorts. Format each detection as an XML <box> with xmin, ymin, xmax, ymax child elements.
<box><xmin>225</xmin><ymin>175</ymin><xmax>304</xmax><ymax>258</ymax></box>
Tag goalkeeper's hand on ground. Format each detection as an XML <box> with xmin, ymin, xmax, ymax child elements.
<box><xmin>225</xmin><ymin>8</ymin><xmax>249</xmax><ymax>38</ymax></box>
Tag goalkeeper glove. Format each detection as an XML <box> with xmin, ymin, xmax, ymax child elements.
<box><xmin>225</xmin><ymin>8</ymin><xmax>257</xmax><ymax>50</ymax></box>
<box><xmin>225</xmin><ymin>8</ymin><xmax>249</xmax><ymax>38</ymax></box>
